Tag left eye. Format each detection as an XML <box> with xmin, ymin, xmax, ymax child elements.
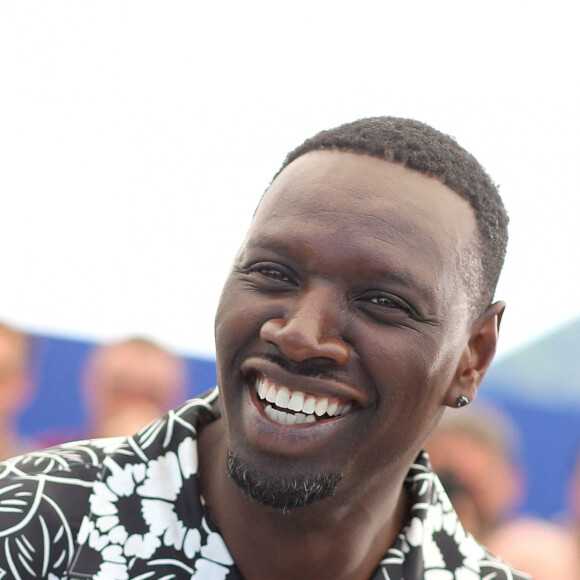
<box><xmin>257</xmin><ymin>266</ymin><xmax>291</xmax><ymax>282</ymax></box>
<box><xmin>369</xmin><ymin>295</ymin><xmax>399</xmax><ymax>308</ymax></box>
<box><xmin>356</xmin><ymin>291</ymin><xmax>415</xmax><ymax>320</ymax></box>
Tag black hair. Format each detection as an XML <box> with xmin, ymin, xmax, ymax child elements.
<box><xmin>274</xmin><ymin>117</ymin><xmax>508</xmax><ymax>314</ymax></box>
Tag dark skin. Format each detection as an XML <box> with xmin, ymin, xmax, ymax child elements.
<box><xmin>198</xmin><ymin>151</ymin><xmax>504</xmax><ymax>579</ymax></box>
<box><xmin>198</xmin><ymin>420</ymin><xmax>410</xmax><ymax>580</ymax></box>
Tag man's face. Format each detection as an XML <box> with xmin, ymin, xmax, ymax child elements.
<box><xmin>85</xmin><ymin>344</ymin><xmax>184</xmax><ymax>425</ymax></box>
<box><xmin>215</xmin><ymin>150</ymin><xmax>480</xmax><ymax>508</ymax></box>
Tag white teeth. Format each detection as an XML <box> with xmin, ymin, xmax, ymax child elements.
<box><xmin>314</xmin><ymin>398</ymin><xmax>328</xmax><ymax>416</ymax></box>
<box><xmin>256</xmin><ymin>376</ymin><xmax>353</xmax><ymax>424</ymax></box>
<box><xmin>264</xmin><ymin>404</ymin><xmax>277</xmax><ymax>422</ymax></box>
<box><xmin>258</xmin><ymin>379</ymin><xmax>269</xmax><ymax>399</ymax></box>
<box><xmin>294</xmin><ymin>413</ymin><xmax>306</xmax><ymax>424</ymax></box>
<box><xmin>264</xmin><ymin>405</ymin><xmax>300</xmax><ymax>426</ymax></box>
<box><xmin>266</xmin><ymin>385</ymin><xmax>277</xmax><ymax>403</ymax></box>
<box><xmin>275</xmin><ymin>387</ymin><xmax>290</xmax><ymax>408</ymax></box>
<box><xmin>302</xmin><ymin>397</ymin><xmax>316</xmax><ymax>414</ymax></box>
<box><xmin>288</xmin><ymin>391</ymin><xmax>305</xmax><ymax>412</ymax></box>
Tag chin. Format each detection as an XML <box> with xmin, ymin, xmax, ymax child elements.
<box><xmin>226</xmin><ymin>450</ymin><xmax>342</xmax><ymax>510</ymax></box>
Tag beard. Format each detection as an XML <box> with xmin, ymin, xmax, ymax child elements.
<box><xmin>226</xmin><ymin>450</ymin><xmax>342</xmax><ymax>510</ymax></box>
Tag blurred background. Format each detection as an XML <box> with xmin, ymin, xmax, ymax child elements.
<box><xmin>1</xmin><ymin>0</ymin><xmax>579</xmax><ymax>545</ymax></box>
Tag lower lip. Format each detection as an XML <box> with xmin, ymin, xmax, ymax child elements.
<box><xmin>242</xmin><ymin>383</ymin><xmax>354</xmax><ymax>457</ymax></box>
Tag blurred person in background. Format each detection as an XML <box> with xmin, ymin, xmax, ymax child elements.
<box><xmin>424</xmin><ymin>402</ymin><xmax>524</xmax><ymax>543</ymax></box>
<box><xmin>0</xmin><ymin>321</ymin><xmax>36</xmax><ymax>460</ymax></box>
<box><xmin>486</xmin><ymin>517</ymin><xmax>580</xmax><ymax>580</ymax></box>
<box><xmin>82</xmin><ymin>336</ymin><xmax>187</xmax><ymax>438</ymax></box>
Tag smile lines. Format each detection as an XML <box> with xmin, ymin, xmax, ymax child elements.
<box><xmin>255</xmin><ymin>374</ymin><xmax>352</xmax><ymax>426</ymax></box>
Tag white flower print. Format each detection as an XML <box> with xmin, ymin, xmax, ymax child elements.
<box><xmin>406</xmin><ymin>516</ymin><xmax>424</xmax><ymax>548</ymax></box>
<box><xmin>192</xmin><ymin>558</ymin><xmax>230</xmax><ymax>580</ymax></box>
<box><xmin>199</xmin><ymin>519</ymin><xmax>234</xmax><ymax>566</ymax></box>
<box><xmin>456</xmin><ymin>533</ymin><xmax>486</xmax><ymax>575</ymax></box>
<box><xmin>454</xmin><ymin>567</ymin><xmax>481</xmax><ymax>580</ymax></box>
<box><xmin>94</xmin><ymin>545</ymin><xmax>129</xmax><ymax>580</ymax></box>
<box><xmin>77</xmin><ymin>517</ymin><xmax>131</xmax><ymax>580</ymax></box>
<box><xmin>424</xmin><ymin>571</ymin><xmax>454</xmax><ymax>579</ymax></box>
<box><xmin>422</xmin><ymin>530</ymin><xmax>446</xmax><ymax>570</ymax></box>
<box><xmin>137</xmin><ymin>436</ymin><xmax>198</xmax><ymax>500</ymax></box>
<box><xmin>137</xmin><ymin>437</ymin><xmax>205</xmax><ymax>559</ymax></box>
<box><xmin>78</xmin><ymin>434</ymin><xmax>234</xmax><ymax>575</ymax></box>
<box><xmin>141</xmin><ymin>497</ymin><xmax>202</xmax><ymax>558</ymax></box>
<box><xmin>79</xmin><ymin>456</ymin><xmax>162</xmax><ymax>571</ymax></box>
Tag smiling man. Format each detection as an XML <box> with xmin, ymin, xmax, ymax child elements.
<box><xmin>0</xmin><ymin>118</ymin><xmax>529</xmax><ymax>579</ymax></box>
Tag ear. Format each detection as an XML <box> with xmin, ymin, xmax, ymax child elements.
<box><xmin>444</xmin><ymin>301</ymin><xmax>505</xmax><ymax>408</ymax></box>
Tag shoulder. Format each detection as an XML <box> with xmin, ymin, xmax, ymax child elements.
<box><xmin>0</xmin><ymin>389</ymin><xmax>220</xmax><ymax>577</ymax></box>
<box><xmin>0</xmin><ymin>388</ymin><xmax>220</xmax><ymax>517</ymax></box>
<box><xmin>378</xmin><ymin>451</ymin><xmax>531</xmax><ymax>579</ymax></box>
<box><xmin>0</xmin><ymin>437</ymin><xmax>125</xmax><ymax>577</ymax></box>
<box><xmin>0</xmin><ymin>436</ymin><xmax>126</xmax><ymax>507</ymax></box>
<box><xmin>0</xmin><ymin>389</ymin><xmax>221</xmax><ymax>577</ymax></box>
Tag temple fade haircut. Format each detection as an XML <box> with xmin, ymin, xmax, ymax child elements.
<box><xmin>274</xmin><ymin>117</ymin><xmax>508</xmax><ymax>315</ymax></box>
<box><xmin>227</xmin><ymin>450</ymin><xmax>342</xmax><ymax>510</ymax></box>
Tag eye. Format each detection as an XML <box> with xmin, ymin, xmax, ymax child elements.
<box><xmin>369</xmin><ymin>295</ymin><xmax>399</xmax><ymax>308</ymax></box>
<box><xmin>356</xmin><ymin>291</ymin><xmax>416</xmax><ymax>320</ymax></box>
<box><xmin>239</xmin><ymin>262</ymin><xmax>298</xmax><ymax>290</ymax></box>
<box><xmin>253</xmin><ymin>265</ymin><xmax>292</xmax><ymax>283</ymax></box>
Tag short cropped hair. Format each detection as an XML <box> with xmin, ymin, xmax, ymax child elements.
<box><xmin>274</xmin><ymin>117</ymin><xmax>508</xmax><ymax>314</ymax></box>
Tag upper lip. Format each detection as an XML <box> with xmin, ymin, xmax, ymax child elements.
<box><xmin>241</xmin><ymin>355</ymin><xmax>368</xmax><ymax>407</ymax></box>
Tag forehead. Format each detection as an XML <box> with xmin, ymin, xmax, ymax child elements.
<box><xmin>96</xmin><ymin>345</ymin><xmax>175</xmax><ymax>371</ymax></box>
<box><xmin>253</xmin><ymin>151</ymin><xmax>477</xmax><ymax>257</ymax></box>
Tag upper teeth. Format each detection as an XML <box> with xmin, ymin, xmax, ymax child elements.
<box><xmin>256</xmin><ymin>375</ymin><xmax>352</xmax><ymax>425</ymax></box>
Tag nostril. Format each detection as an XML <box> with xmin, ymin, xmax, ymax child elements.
<box><xmin>260</xmin><ymin>318</ymin><xmax>350</xmax><ymax>366</ymax></box>
<box><xmin>259</xmin><ymin>318</ymin><xmax>286</xmax><ymax>344</ymax></box>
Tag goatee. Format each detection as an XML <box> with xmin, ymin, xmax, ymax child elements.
<box><xmin>226</xmin><ymin>450</ymin><xmax>342</xmax><ymax>510</ymax></box>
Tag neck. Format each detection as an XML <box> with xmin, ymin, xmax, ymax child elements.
<box><xmin>198</xmin><ymin>419</ymin><xmax>410</xmax><ymax>580</ymax></box>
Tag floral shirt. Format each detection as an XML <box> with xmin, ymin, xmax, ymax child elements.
<box><xmin>0</xmin><ymin>388</ymin><xmax>529</xmax><ymax>580</ymax></box>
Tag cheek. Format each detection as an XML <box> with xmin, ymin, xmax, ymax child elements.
<box><xmin>361</xmin><ymin>330</ymin><xmax>457</xmax><ymax>431</ymax></box>
<box><xmin>410</xmin><ymin>322</ymin><xmax>465</xmax><ymax>392</ymax></box>
<box><xmin>214</xmin><ymin>286</ymin><xmax>273</xmax><ymax>385</ymax></box>
<box><xmin>216</xmin><ymin>295</ymin><xmax>263</xmax><ymax>350</ymax></box>
<box><xmin>363</xmin><ymin>327</ymin><xmax>448</xmax><ymax>391</ymax></box>
<box><xmin>216</xmin><ymin>273</ymin><xmax>291</xmax><ymax>342</ymax></box>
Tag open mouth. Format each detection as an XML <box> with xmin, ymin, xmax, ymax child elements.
<box><xmin>254</xmin><ymin>374</ymin><xmax>353</xmax><ymax>426</ymax></box>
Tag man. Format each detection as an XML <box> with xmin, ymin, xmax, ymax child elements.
<box><xmin>39</xmin><ymin>337</ymin><xmax>187</xmax><ymax>447</ymax></box>
<box><xmin>0</xmin><ymin>117</ymin><xmax>529</xmax><ymax>579</ymax></box>
<box><xmin>82</xmin><ymin>337</ymin><xmax>187</xmax><ymax>438</ymax></box>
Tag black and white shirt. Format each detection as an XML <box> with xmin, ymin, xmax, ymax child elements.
<box><xmin>0</xmin><ymin>388</ymin><xmax>530</xmax><ymax>579</ymax></box>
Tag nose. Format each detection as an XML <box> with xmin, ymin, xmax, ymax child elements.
<box><xmin>259</xmin><ymin>286</ymin><xmax>350</xmax><ymax>366</ymax></box>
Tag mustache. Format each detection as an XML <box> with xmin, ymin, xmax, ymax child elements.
<box><xmin>262</xmin><ymin>352</ymin><xmax>343</xmax><ymax>382</ymax></box>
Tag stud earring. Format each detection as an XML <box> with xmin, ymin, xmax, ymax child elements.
<box><xmin>456</xmin><ymin>395</ymin><xmax>469</xmax><ymax>408</ymax></box>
